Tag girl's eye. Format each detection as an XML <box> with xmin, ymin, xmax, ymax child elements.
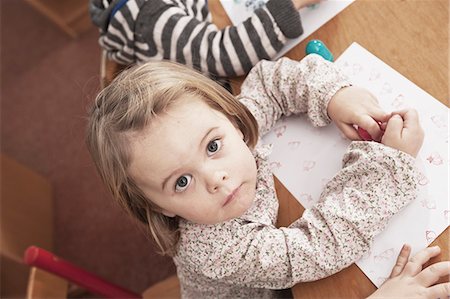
<box><xmin>207</xmin><ymin>139</ymin><xmax>222</xmax><ymax>156</ymax></box>
<box><xmin>175</xmin><ymin>174</ymin><xmax>192</xmax><ymax>192</ymax></box>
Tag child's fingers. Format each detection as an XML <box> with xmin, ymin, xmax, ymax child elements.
<box><xmin>424</xmin><ymin>282</ymin><xmax>450</xmax><ymax>299</ymax></box>
<box><xmin>389</xmin><ymin>244</ymin><xmax>411</xmax><ymax>278</ymax></box>
<box><xmin>391</xmin><ymin>109</ymin><xmax>420</xmax><ymax>129</ymax></box>
<box><xmin>339</xmin><ymin>123</ymin><xmax>361</xmax><ymax>140</ymax></box>
<box><xmin>404</xmin><ymin>246</ymin><xmax>441</xmax><ymax>276</ymax></box>
<box><xmin>370</xmin><ymin>109</ymin><xmax>391</xmax><ymax>123</ymax></box>
<box><xmin>391</xmin><ymin>109</ymin><xmax>409</xmax><ymax>116</ymax></box>
<box><xmin>401</xmin><ymin>109</ymin><xmax>420</xmax><ymax>130</ymax></box>
<box><xmin>416</xmin><ymin>261</ymin><xmax>450</xmax><ymax>287</ymax></box>
<box><xmin>355</xmin><ymin>115</ymin><xmax>383</xmax><ymax>141</ymax></box>
<box><xmin>383</xmin><ymin>114</ymin><xmax>403</xmax><ymax>140</ymax></box>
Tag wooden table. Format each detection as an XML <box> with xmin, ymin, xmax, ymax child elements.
<box><xmin>210</xmin><ymin>0</ymin><xmax>449</xmax><ymax>298</ymax></box>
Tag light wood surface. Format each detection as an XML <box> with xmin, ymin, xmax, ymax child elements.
<box><xmin>26</xmin><ymin>267</ymin><xmax>68</xmax><ymax>299</ymax></box>
<box><xmin>1</xmin><ymin>154</ymin><xmax>54</xmax><ymax>260</ymax></box>
<box><xmin>208</xmin><ymin>0</ymin><xmax>449</xmax><ymax>298</ymax></box>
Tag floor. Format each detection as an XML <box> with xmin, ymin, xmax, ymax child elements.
<box><xmin>1</xmin><ymin>0</ymin><xmax>176</xmax><ymax>293</ymax></box>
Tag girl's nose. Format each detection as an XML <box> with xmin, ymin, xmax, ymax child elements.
<box><xmin>206</xmin><ymin>170</ymin><xmax>228</xmax><ymax>193</ymax></box>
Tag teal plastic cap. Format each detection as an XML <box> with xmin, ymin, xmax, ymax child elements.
<box><xmin>305</xmin><ymin>40</ymin><xmax>334</xmax><ymax>62</ymax></box>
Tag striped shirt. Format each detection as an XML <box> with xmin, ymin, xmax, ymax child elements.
<box><xmin>89</xmin><ymin>0</ymin><xmax>304</xmax><ymax>77</ymax></box>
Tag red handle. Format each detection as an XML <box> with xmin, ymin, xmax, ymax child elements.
<box><xmin>24</xmin><ymin>246</ymin><xmax>142</xmax><ymax>298</ymax></box>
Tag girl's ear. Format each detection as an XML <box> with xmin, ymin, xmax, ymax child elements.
<box><xmin>161</xmin><ymin>209</ymin><xmax>176</xmax><ymax>218</ymax></box>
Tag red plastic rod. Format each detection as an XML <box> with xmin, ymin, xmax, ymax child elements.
<box><xmin>24</xmin><ymin>246</ymin><xmax>142</xmax><ymax>299</ymax></box>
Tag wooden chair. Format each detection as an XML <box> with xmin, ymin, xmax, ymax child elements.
<box><xmin>24</xmin><ymin>246</ymin><xmax>180</xmax><ymax>299</ymax></box>
<box><xmin>100</xmin><ymin>50</ymin><xmax>129</xmax><ymax>88</ymax></box>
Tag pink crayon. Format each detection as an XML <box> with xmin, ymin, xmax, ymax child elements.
<box><xmin>357</xmin><ymin>121</ymin><xmax>385</xmax><ymax>142</ymax></box>
<box><xmin>358</xmin><ymin>127</ymin><xmax>373</xmax><ymax>141</ymax></box>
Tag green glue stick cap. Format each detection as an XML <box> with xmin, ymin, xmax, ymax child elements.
<box><xmin>305</xmin><ymin>40</ymin><xmax>334</xmax><ymax>62</ymax></box>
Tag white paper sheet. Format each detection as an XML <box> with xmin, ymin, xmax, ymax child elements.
<box><xmin>219</xmin><ymin>0</ymin><xmax>354</xmax><ymax>59</ymax></box>
<box><xmin>261</xmin><ymin>43</ymin><xmax>449</xmax><ymax>287</ymax></box>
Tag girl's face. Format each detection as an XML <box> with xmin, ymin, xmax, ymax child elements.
<box><xmin>127</xmin><ymin>96</ymin><xmax>258</xmax><ymax>225</ymax></box>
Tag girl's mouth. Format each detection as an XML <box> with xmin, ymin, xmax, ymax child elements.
<box><xmin>223</xmin><ymin>184</ymin><xmax>241</xmax><ymax>206</ymax></box>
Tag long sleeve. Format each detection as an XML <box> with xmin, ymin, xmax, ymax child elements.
<box><xmin>238</xmin><ymin>54</ymin><xmax>351</xmax><ymax>136</ymax></box>
<box><xmin>175</xmin><ymin>142</ymin><xmax>419</xmax><ymax>294</ymax></box>
<box><xmin>89</xmin><ymin>0</ymin><xmax>303</xmax><ymax>77</ymax></box>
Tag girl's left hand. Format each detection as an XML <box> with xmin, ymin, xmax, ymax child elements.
<box><xmin>327</xmin><ymin>86</ymin><xmax>390</xmax><ymax>141</ymax></box>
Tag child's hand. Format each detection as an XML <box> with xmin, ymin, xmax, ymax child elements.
<box><xmin>291</xmin><ymin>0</ymin><xmax>322</xmax><ymax>10</ymax></box>
<box><xmin>381</xmin><ymin>109</ymin><xmax>424</xmax><ymax>157</ymax></box>
<box><xmin>367</xmin><ymin>245</ymin><xmax>450</xmax><ymax>299</ymax></box>
<box><xmin>327</xmin><ymin>86</ymin><xmax>390</xmax><ymax>141</ymax></box>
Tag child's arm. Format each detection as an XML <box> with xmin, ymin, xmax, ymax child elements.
<box><xmin>238</xmin><ymin>54</ymin><xmax>352</xmax><ymax>136</ymax></box>
<box><xmin>177</xmin><ymin>140</ymin><xmax>419</xmax><ymax>289</ymax></box>
<box><xmin>90</xmin><ymin>0</ymin><xmax>306</xmax><ymax>76</ymax></box>
<box><xmin>239</xmin><ymin>54</ymin><xmax>390</xmax><ymax>140</ymax></box>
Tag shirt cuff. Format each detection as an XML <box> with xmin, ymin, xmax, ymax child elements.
<box><xmin>266</xmin><ymin>0</ymin><xmax>303</xmax><ymax>38</ymax></box>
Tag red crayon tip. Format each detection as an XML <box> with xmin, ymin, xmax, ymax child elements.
<box><xmin>358</xmin><ymin>127</ymin><xmax>373</xmax><ymax>141</ymax></box>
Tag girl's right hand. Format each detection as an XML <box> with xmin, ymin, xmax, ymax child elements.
<box><xmin>367</xmin><ymin>245</ymin><xmax>450</xmax><ymax>299</ymax></box>
<box><xmin>381</xmin><ymin>109</ymin><xmax>424</xmax><ymax>157</ymax></box>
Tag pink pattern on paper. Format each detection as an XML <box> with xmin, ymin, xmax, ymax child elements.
<box><xmin>287</xmin><ymin>141</ymin><xmax>301</xmax><ymax>150</ymax></box>
<box><xmin>418</xmin><ymin>172</ymin><xmax>429</xmax><ymax>186</ymax></box>
<box><xmin>420</xmin><ymin>199</ymin><xmax>436</xmax><ymax>210</ymax></box>
<box><xmin>444</xmin><ymin>210</ymin><xmax>450</xmax><ymax>221</ymax></box>
<box><xmin>352</xmin><ymin>63</ymin><xmax>363</xmax><ymax>75</ymax></box>
<box><xmin>369</xmin><ymin>68</ymin><xmax>381</xmax><ymax>81</ymax></box>
<box><xmin>380</xmin><ymin>82</ymin><xmax>393</xmax><ymax>95</ymax></box>
<box><xmin>392</xmin><ymin>94</ymin><xmax>406</xmax><ymax>109</ymax></box>
<box><xmin>269</xmin><ymin>161</ymin><xmax>282</xmax><ymax>171</ymax></box>
<box><xmin>303</xmin><ymin>160</ymin><xmax>316</xmax><ymax>171</ymax></box>
<box><xmin>374</xmin><ymin>248</ymin><xmax>394</xmax><ymax>263</ymax></box>
<box><xmin>426</xmin><ymin>152</ymin><xmax>443</xmax><ymax>165</ymax></box>
<box><xmin>425</xmin><ymin>230</ymin><xmax>437</xmax><ymax>243</ymax></box>
<box><xmin>273</xmin><ymin>125</ymin><xmax>286</xmax><ymax>138</ymax></box>
<box><xmin>298</xmin><ymin>193</ymin><xmax>313</xmax><ymax>202</ymax></box>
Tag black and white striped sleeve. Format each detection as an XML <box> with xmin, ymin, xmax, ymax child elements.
<box><xmin>100</xmin><ymin>0</ymin><xmax>303</xmax><ymax>77</ymax></box>
<box><xmin>94</xmin><ymin>0</ymin><xmax>144</xmax><ymax>64</ymax></box>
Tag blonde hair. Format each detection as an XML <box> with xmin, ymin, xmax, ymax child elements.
<box><xmin>86</xmin><ymin>61</ymin><xmax>258</xmax><ymax>256</ymax></box>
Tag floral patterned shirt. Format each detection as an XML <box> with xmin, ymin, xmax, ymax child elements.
<box><xmin>173</xmin><ymin>55</ymin><xmax>419</xmax><ymax>298</ymax></box>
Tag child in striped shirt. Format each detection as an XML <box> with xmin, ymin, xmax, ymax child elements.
<box><xmin>89</xmin><ymin>0</ymin><xmax>320</xmax><ymax>78</ymax></box>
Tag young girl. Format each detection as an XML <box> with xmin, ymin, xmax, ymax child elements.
<box><xmin>86</xmin><ymin>54</ymin><xmax>424</xmax><ymax>298</ymax></box>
